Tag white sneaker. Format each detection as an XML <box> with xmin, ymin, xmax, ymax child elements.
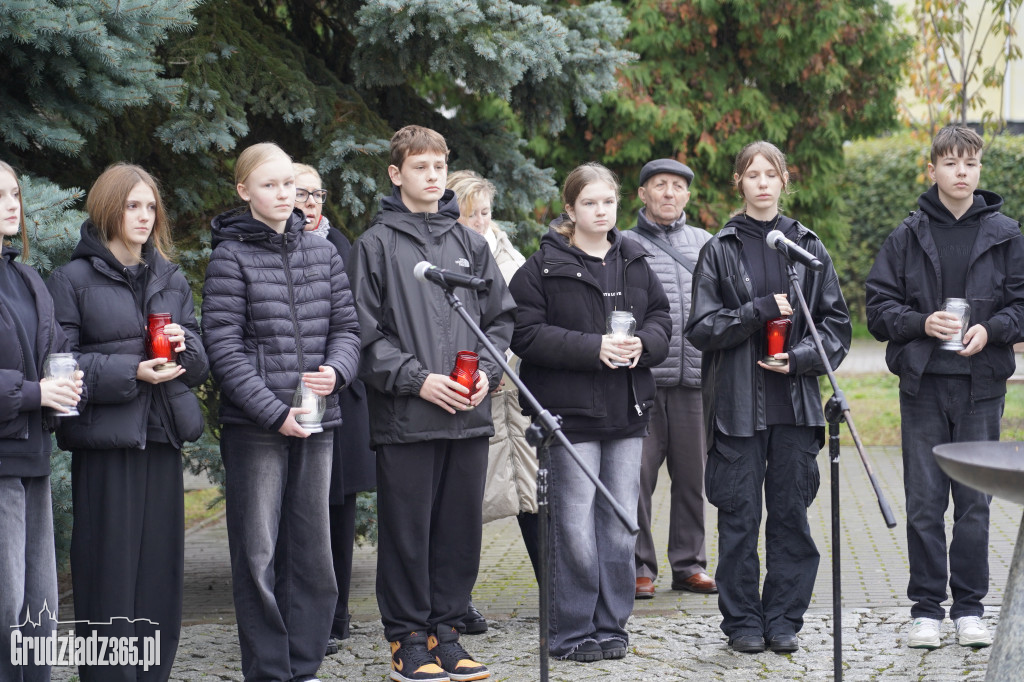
<box><xmin>955</xmin><ymin>616</ymin><xmax>993</xmax><ymax>648</ymax></box>
<box><xmin>907</xmin><ymin>617</ymin><xmax>942</xmax><ymax>649</ymax></box>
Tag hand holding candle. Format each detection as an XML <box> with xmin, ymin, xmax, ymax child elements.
<box><xmin>760</xmin><ymin>317</ymin><xmax>792</xmax><ymax>368</ymax></box>
<box><xmin>147</xmin><ymin>313</ymin><xmax>178</xmax><ymax>371</ymax></box>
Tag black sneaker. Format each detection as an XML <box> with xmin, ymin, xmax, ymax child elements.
<box><xmin>427</xmin><ymin>635</ymin><xmax>490</xmax><ymax>681</ymax></box>
<box><xmin>325</xmin><ymin>638</ymin><xmax>339</xmax><ymax>656</ymax></box>
<box><xmin>564</xmin><ymin>639</ymin><xmax>603</xmax><ymax>663</ymax></box>
<box><xmin>599</xmin><ymin>638</ymin><xmax>627</xmax><ymax>659</ymax></box>
<box><xmin>389</xmin><ymin>636</ymin><xmax>449</xmax><ymax>682</ymax></box>
<box><xmin>462</xmin><ymin>602</ymin><xmax>488</xmax><ymax>635</ymax></box>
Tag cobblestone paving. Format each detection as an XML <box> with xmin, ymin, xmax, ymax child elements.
<box><xmin>53</xmin><ymin>609</ymin><xmax>994</xmax><ymax>681</ymax></box>
<box><xmin>49</xmin><ymin>343</ymin><xmax>1024</xmax><ymax>680</ymax></box>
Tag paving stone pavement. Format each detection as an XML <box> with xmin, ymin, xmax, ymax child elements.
<box><xmin>50</xmin><ymin>340</ymin><xmax>1024</xmax><ymax>680</ymax></box>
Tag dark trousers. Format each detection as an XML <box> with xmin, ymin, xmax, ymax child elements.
<box><xmin>901</xmin><ymin>374</ymin><xmax>999</xmax><ymax>620</ymax></box>
<box><xmin>329</xmin><ymin>493</ymin><xmax>357</xmax><ymax>639</ymax></box>
<box><xmin>517</xmin><ymin>511</ymin><xmax>541</xmax><ymax>581</ymax></box>
<box><xmin>706</xmin><ymin>427</ymin><xmax>820</xmax><ymax>639</ymax></box>
<box><xmin>71</xmin><ymin>443</ymin><xmax>184</xmax><ymax>682</ymax></box>
<box><xmin>376</xmin><ymin>437</ymin><xmax>488</xmax><ymax>643</ymax></box>
<box><xmin>636</xmin><ymin>386</ymin><xmax>707</xmax><ymax>580</ymax></box>
<box><xmin>221</xmin><ymin>425</ymin><xmax>336</xmax><ymax>682</ymax></box>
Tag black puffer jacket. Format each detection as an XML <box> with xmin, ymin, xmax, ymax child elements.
<box><xmin>47</xmin><ymin>221</ymin><xmax>209</xmax><ymax>451</ymax></box>
<box><xmin>509</xmin><ymin>227</ymin><xmax>672</xmax><ymax>443</ymax></box>
<box><xmin>684</xmin><ymin>220</ymin><xmax>851</xmax><ymax>450</ymax></box>
<box><xmin>866</xmin><ymin>191</ymin><xmax>1024</xmax><ymax>398</ymax></box>
<box><xmin>348</xmin><ymin>188</ymin><xmax>516</xmax><ymax>447</ymax></box>
<box><xmin>202</xmin><ymin>208</ymin><xmax>360</xmax><ymax>432</ymax></box>
<box><xmin>0</xmin><ymin>246</ymin><xmax>70</xmax><ymax>477</ymax></box>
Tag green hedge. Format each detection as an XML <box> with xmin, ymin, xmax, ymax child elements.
<box><xmin>835</xmin><ymin>132</ymin><xmax>1024</xmax><ymax>324</ymax></box>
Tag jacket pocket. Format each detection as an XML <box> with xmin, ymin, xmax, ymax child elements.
<box><xmin>0</xmin><ymin>414</ymin><xmax>29</xmax><ymax>440</ymax></box>
<box><xmin>164</xmin><ymin>381</ymin><xmax>205</xmax><ymax>443</ymax></box>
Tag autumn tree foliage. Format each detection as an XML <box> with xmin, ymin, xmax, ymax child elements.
<box><xmin>901</xmin><ymin>0</ymin><xmax>1023</xmax><ymax>134</ymax></box>
<box><xmin>534</xmin><ymin>0</ymin><xmax>911</xmax><ymax>241</ymax></box>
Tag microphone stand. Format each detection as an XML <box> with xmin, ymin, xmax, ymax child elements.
<box><xmin>435</xmin><ymin>283</ymin><xmax>639</xmax><ymax>682</ymax></box>
<box><xmin>782</xmin><ymin>260</ymin><xmax>897</xmax><ymax>682</ymax></box>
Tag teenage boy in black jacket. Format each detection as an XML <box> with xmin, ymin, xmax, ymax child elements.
<box><xmin>348</xmin><ymin>125</ymin><xmax>515</xmax><ymax>682</ymax></box>
<box><xmin>866</xmin><ymin>124</ymin><xmax>1024</xmax><ymax>651</ymax></box>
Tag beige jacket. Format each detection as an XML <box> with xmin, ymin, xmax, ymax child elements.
<box><xmin>480</xmin><ymin>223</ymin><xmax>538</xmax><ymax>522</ymax></box>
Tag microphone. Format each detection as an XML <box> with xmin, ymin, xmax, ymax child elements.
<box><xmin>766</xmin><ymin>230</ymin><xmax>824</xmax><ymax>272</ymax></box>
<box><xmin>413</xmin><ymin>261</ymin><xmax>490</xmax><ymax>292</ymax></box>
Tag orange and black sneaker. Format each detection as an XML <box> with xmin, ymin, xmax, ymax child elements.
<box><xmin>389</xmin><ymin>635</ymin><xmax>449</xmax><ymax>682</ymax></box>
<box><xmin>427</xmin><ymin>633</ymin><xmax>490</xmax><ymax>681</ymax></box>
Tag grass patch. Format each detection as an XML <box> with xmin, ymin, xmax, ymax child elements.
<box><xmin>184</xmin><ymin>487</ymin><xmax>224</xmax><ymax>530</ymax></box>
<box><xmin>821</xmin><ymin>374</ymin><xmax>1024</xmax><ymax>446</ymax></box>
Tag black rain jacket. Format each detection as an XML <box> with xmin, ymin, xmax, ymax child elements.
<box><xmin>865</xmin><ymin>190</ymin><xmax>1024</xmax><ymax>398</ymax></box>
<box><xmin>348</xmin><ymin>188</ymin><xmax>516</xmax><ymax>447</ymax></box>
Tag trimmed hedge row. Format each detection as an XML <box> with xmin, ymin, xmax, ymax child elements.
<box><xmin>834</xmin><ymin>133</ymin><xmax>1024</xmax><ymax>324</ymax></box>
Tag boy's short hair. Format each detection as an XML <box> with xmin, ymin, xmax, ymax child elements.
<box><xmin>931</xmin><ymin>125</ymin><xmax>984</xmax><ymax>164</ymax></box>
<box><xmin>390</xmin><ymin>125</ymin><xmax>449</xmax><ymax>169</ymax></box>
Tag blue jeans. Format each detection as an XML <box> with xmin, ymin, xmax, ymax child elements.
<box><xmin>901</xmin><ymin>374</ymin><xmax>1000</xmax><ymax>621</ymax></box>
<box><xmin>548</xmin><ymin>438</ymin><xmax>642</xmax><ymax>657</ymax></box>
<box><xmin>221</xmin><ymin>425</ymin><xmax>336</xmax><ymax>682</ymax></box>
<box><xmin>0</xmin><ymin>476</ymin><xmax>57</xmax><ymax>682</ymax></box>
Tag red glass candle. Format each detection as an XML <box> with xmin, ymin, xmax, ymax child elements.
<box><xmin>763</xmin><ymin>317</ymin><xmax>792</xmax><ymax>366</ymax></box>
<box><xmin>147</xmin><ymin>312</ymin><xmax>177</xmax><ymax>370</ymax></box>
<box><xmin>450</xmin><ymin>351</ymin><xmax>480</xmax><ymax>393</ymax></box>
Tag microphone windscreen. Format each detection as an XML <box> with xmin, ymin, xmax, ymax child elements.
<box><xmin>413</xmin><ymin>261</ymin><xmax>432</xmax><ymax>283</ymax></box>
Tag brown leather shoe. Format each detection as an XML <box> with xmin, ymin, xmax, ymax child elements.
<box><xmin>671</xmin><ymin>572</ymin><xmax>718</xmax><ymax>594</ymax></box>
<box><xmin>635</xmin><ymin>576</ymin><xmax>655</xmax><ymax>599</ymax></box>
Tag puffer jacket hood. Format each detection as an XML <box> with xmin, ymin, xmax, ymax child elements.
<box><xmin>71</xmin><ymin>220</ymin><xmax>139</xmax><ymax>271</ymax></box>
<box><xmin>210</xmin><ymin>206</ymin><xmax>307</xmax><ymax>247</ymax></box>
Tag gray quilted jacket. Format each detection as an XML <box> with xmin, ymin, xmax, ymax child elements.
<box><xmin>621</xmin><ymin>209</ymin><xmax>710</xmax><ymax>388</ymax></box>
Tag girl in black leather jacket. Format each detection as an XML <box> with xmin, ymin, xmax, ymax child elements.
<box><xmin>684</xmin><ymin>141</ymin><xmax>850</xmax><ymax>655</ymax></box>
<box><xmin>47</xmin><ymin>163</ymin><xmax>209</xmax><ymax>682</ymax></box>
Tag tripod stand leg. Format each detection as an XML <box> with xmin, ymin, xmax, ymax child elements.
<box><xmin>537</xmin><ymin>447</ymin><xmax>550</xmax><ymax>681</ymax></box>
<box><xmin>830</xmin><ymin>420</ymin><xmax>842</xmax><ymax>681</ymax></box>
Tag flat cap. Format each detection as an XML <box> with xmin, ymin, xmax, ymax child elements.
<box><xmin>639</xmin><ymin>159</ymin><xmax>694</xmax><ymax>187</ymax></box>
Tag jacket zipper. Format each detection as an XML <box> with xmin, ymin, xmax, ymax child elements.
<box><xmin>281</xmin><ymin>234</ymin><xmax>306</xmax><ymax>372</ymax></box>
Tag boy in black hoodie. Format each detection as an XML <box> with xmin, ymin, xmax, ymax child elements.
<box><xmin>348</xmin><ymin>126</ymin><xmax>515</xmax><ymax>682</ymax></box>
<box><xmin>866</xmin><ymin>125</ymin><xmax>1024</xmax><ymax>650</ymax></box>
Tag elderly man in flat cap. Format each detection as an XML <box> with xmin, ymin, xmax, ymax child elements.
<box><xmin>622</xmin><ymin>159</ymin><xmax>717</xmax><ymax>599</ymax></box>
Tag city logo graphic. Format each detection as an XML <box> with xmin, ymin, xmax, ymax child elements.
<box><xmin>10</xmin><ymin>601</ymin><xmax>161</xmax><ymax>671</ymax></box>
